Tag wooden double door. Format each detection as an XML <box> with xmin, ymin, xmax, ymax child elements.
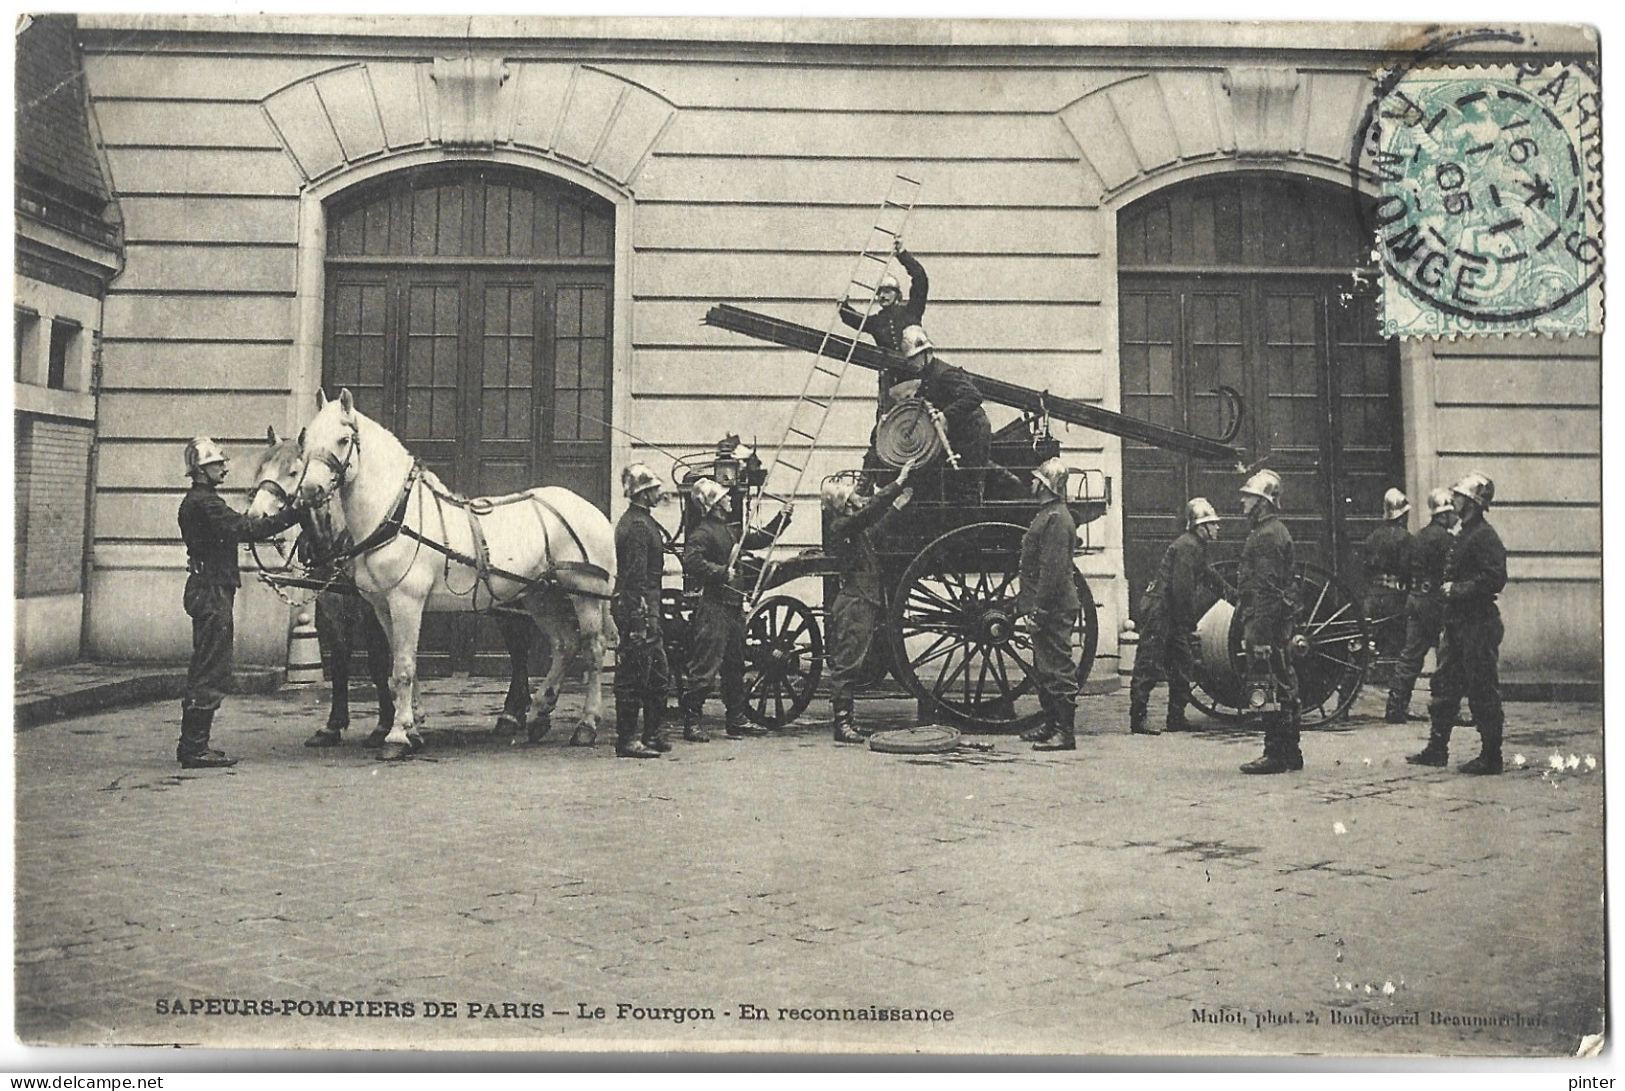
<box><xmin>1119</xmin><ymin>273</ymin><xmax>1402</xmax><ymax>612</ymax></box>
<box><xmin>323</xmin><ymin>265</ymin><xmax>612</xmax><ymax>674</ymax></box>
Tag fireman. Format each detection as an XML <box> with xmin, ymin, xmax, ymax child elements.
<box><xmin>904</xmin><ymin>325</ymin><xmax>993</xmax><ymax>502</ymax></box>
<box><xmin>1125</xmin><ymin>497</ymin><xmax>1229</xmax><ymax>737</ymax></box>
<box><xmin>679</xmin><ymin>478</ymin><xmax>792</xmax><ymax>741</ymax></box>
<box><xmin>1362</xmin><ymin>488</ymin><xmax>1413</xmax><ymax>662</ymax></box>
<box><xmin>823</xmin><ymin>460</ymin><xmax>917</xmax><ymax>743</ymax></box>
<box><xmin>611</xmin><ymin>463</ymin><xmax>671</xmax><ymax>759</ymax></box>
<box><xmin>838</xmin><ymin>239</ymin><xmax>928</xmax><ymax>407</ymax></box>
<box><xmin>1015</xmin><ymin>457</ymin><xmax>1080</xmax><ymax>752</ymax></box>
<box><xmin>176</xmin><ymin>436</ymin><xmax>306</xmax><ymax>768</ymax></box>
<box><xmin>1391</xmin><ymin>488</ymin><xmax>1456</xmax><ymax>726</ymax></box>
<box><xmin>1235</xmin><ymin>469</ymin><xmax>1302</xmax><ymax>775</ymax></box>
<box><xmin>1412</xmin><ymin>472</ymin><xmax>1507</xmax><ymax>773</ymax></box>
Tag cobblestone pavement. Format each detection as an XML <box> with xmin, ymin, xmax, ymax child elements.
<box><xmin>12</xmin><ymin>678</ymin><xmax>1605</xmax><ymax>1057</ymax></box>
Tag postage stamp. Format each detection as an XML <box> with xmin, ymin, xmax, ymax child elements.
<box><xmin>1364</xmin><ymin>63</ymin><xmax>1604</xmax><ymax>338</ymax></box>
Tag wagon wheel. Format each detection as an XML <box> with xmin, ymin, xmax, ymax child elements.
<box><xmin>1188</xmin><ymin>560</ymin><xmax>1371</xmax><ymax>727</ymax></box>
<box><xmin>888</xmin><ymin>522</ymin><xmax>1099</xmax><ymax>733</ymax></box>
<box><xmin>742</xmin><ymin>594</ymin><xmax>824</xmax><ymax>728</ymax></box>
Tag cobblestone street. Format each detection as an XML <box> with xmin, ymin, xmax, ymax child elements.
<box><xmin>12</xmin><ymin>680</ymin><xmax>1605</xmax><ymax>1057</ymax></box>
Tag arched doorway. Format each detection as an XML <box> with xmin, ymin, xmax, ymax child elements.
<box><xmin>323</xmin><ymin>164</ymin><xmax>615</xmax><ymax>674</ymax></box>
<box><xmin>1117</xmin><ymin>172</ymin><xmax>1401</xmax><ymax>611</ymax></box>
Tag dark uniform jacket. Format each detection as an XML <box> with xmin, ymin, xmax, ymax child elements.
<box><xmin>827</xmin><ymin>480</ymin><xmax>906</xmax><ymax>606</ymax></box>
<box><xmin>1146</xmin><ymin>530</ymin><xmax>1226</xmax><ymax>630</ymax></box>
<box><xmin>1362</xmin><ymin>522</ymin><xmax>1412</xmax><ymax>588</ymax></box>
<box><xmin>1408</xmin><ymin>520</ymin><xmax>1453</xmax><ymax>597</ymax></box>
<box><xmin>178</xmin><ymin>482</ymin><xmax>301</xmax><ymax>587</ymax></box>
<box><xmin>1238</xmin><ymin>512</ymin><xmax>1296</xmax><ymax>630</ymax></box>
<box><xmin>613</xmin><ymin>505</ymin><xmax>667</xmax><ymax>637</ymax></box>
<box><xmin>1441</xmin><ymin>517</ymin><xmax>1507</xmax><ymax>622</ymax></box>
<box><xmin>917</xmin><ymin>357</ymin><xmax>984</xmax><ymax>428</ymax></box>
<box><xmin>1017</xmin><ymin>499</ymin><xmax>1079</xmax><ymax>615</ymax></box>
<box><xmin>683</xmin><ymin>511</ymin><xmax>788</xmax><ymax>605</ymax></box>
<box><xmin>837</xmin><ymin>250</ymin><xmax>928</xmax><ymax>352</ymax></box>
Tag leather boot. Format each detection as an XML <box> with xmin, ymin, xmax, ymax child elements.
<box><xmin>680</xmin><ymin>703</ymin><xmax>710</xmax><ymax>743</ymax></box>
<box><xmin>1239</xmin><ymin>721</ymin><xmax>1289</xmax><ymax>774</ymax></box>
<box><xmin>725</xmin><ymin>711</ymin><xmax>767</xmax><ymax>739</ymax></box>
<box><xmin>178</xmin><ymin>708</ymin><xmax>237</xmax><ymax>769</ymax></box>
<box><xmin>641</xmin><ymin>696</ymin><xmax>671</xmax><ymax>753</ymax></box>
<box><xmin>1033</xmin><ymin>701</ymin><xmax>1076</xmax><ymax>751</ymax></box>
<box><xmin>614</xmin><ymin>697</ymin><xmax>659</xmax><ymax>758</ymax></box>
<box><xmin>1458</xmin><ymin>721</ymin><xmax>1503</xmax><ymax>775</ymax></box>
<box><xmin>1165</xmin><ymin>698</ymin><xmax>1192</xmax><ymax>733</ymax></box>
<box><xmin>1280</xmin><ymin>722</ymin><xmax>1304</xmax><ymax>772</ymax></box>
<box><xmin>1129</xmin><ymin>700</ymin><xmax>1160</xmax><ymax>735</ymax></box>
<box><xmin>1384</xmin><ymin>690</ymin><xmax>1410</xmax><ymax>724</ymax></box>
<box><xmin>832</xmin><ymin>695</ymin><xmax>864</xmax><ymax>745</ymax></box>
<box><xmin>1406</xmin><ymin>722</ymin><xmax>1452</xmax><ymax>766</ymax></box>
<box><xmin>1023</xmin><ymin>693</ymin><xmax>1057</xmax><ymax>743</ymax></box>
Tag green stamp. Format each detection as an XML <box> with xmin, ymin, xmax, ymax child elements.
<box><xmin>1366</xmin><ymin>64</ymin><xmax>1602</xmax><ymax>338</ymax></box>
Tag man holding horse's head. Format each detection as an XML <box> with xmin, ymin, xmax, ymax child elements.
<box><xmin>176</xmin><ymin>435</ymin><xmax>307</xmax><ymax>768</ymax></box>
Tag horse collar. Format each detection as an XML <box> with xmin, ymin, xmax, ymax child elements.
<box><xmin>344</xmin><ymin>461</ymin><xmax>423</xmax><ymax>561</ymax></box>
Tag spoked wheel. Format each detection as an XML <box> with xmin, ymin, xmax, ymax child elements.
<box><xmin>1188</xmin><ymin>560</ymin><xmax>1371</xmax><ymax>727</ymax></box>
<box><xmin>742</xmin><ymin>595</ymin><xmax>824</xmax><ymax>728</ymax></box>
<box><xmin>888</xmin><ymin>522</ymin><xmax>1099</xmax><ymax>733</ymax></box>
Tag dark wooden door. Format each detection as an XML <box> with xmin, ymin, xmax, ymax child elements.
<box><xmin>322</xmin><ymin>167</ymin><xmax>614</xmax><ymax>675</ymax></box>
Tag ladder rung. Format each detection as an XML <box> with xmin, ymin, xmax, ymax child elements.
<box><xmin>850</xmin><ymin>281</ymin><xmax>877</xmax><ymax>293</ymax></box>
<box><xmin>803</xmin><ymin>396</ymin><xmax>832</xmax><ymax>409</ymax></box>
<box><xmin>773</xmin><ymin>457</ymin><xmax>804</xmax><ymax>472</ymax></box>
<box><xmin>882</xmin><ymin>199</ymin><xmax>910</xmax><ymax>209</ymax></box>
<box><xmin>895</xmin><ymin>174</ymin><xmax>923</xmax><ymax>186</ymax></box>
<box><xmin>813</xmin><ymin>364</ymin><xmax>843</xmax><ymax>377</ymax></box>
<box><xmin>786</xmin><ymin>426</ymin><xmax>817</xmax><ymax>441</ymax></box>
<box><xmin>871</xmin><ymin>225</ymin><xmax>898</xmax><ymax>236</ymax></box>
<box><xmin>859</xmin><ymin>251</ymin><xmax>889</xmax><ymax>263</ymax></box>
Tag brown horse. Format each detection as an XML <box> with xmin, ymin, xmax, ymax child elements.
<box><xmin>248</xmin><ymin>428</ymin><xmax>547</xmax><ymax>746</ymax></box>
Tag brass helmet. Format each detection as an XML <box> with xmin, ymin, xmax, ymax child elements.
<box><xmin>1239</xmin><ymin>468</ymin><xmax>1282</xmax><ymax>507</ymax></box>
<box><xmin>1450</xmin><ymin>471</ymin><xmax>1495</xmax><ymax>511</ymax></box>
<box><xmin>1184</xmin><ymin>497</ymin><xmax>1221</xmax><ymax>530</ymax></box>
<box><xmin>183</xmin><ymin>436</ymin><xmax>228</xmax><ymax>477</ymax></box>
<box><xmin>1427</xmin><ymin>487</ymin><xmax>1454</xmax><ymax>517</ymax></box>
<box><xmin>1383</xmin><ymin>487</ymin><xmax>1411</xmax><ymax>521</ymax></box>
<box><xmin>1032</xmin><ymin>457</ymin><xmax>1069</xmax><ymax>498</ymax></box>
<box><xmin>900</xmin><ymin>325</ymin><xmax>935</xmax><ymax>360</ymax></box>
<box><xmin>690</xmin><ymin>477</ymin><xmax>728</xmax><ymax>516</ymax></box>
<box><xmin>621</xmin><ymin>462</ymin><xmax>661</xmax><ymax>501</ymax></box>
<box><xmin>821</xmin><ymin>477</ymin><xmax>859</xmax><ymax>514</ymax></box>
<box><xmin>876</xmin><ymin>272</ymin><xmax>902</xmax><ymax>297</ymax></box>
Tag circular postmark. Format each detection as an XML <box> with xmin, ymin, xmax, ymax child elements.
<box><xmin>1351</xmin><ymin>33</ymin><xmax>1603</xmax><ymax>334</ymax></box>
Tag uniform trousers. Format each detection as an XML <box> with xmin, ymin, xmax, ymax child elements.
<box><xmin>1129</xmin><ymin>601</ymin><xmax>1194</xmax><ymax>720</ymax></box>
<box><xmin>828</xmin><ymin>591</ymin><xmax>883</xmax><ymax>707</ymax></box>
<box><xmin>1364</xmin><ymin>589</ymin><xmax>1409</xmax><ymax>659</ymax></box>
<box><xmin>612</xmin><ymin>601</ymin><xmax>672</xmax><ymax>710</ymax></box>
<box><xmin>682</xmin><ymin>598</ymin><xmax>746</xmax><ymax>721</ymax></box>
<box><xmin>1386</xmin><ymin>594</ymin><xmax>1443</xmax><ymax>712</ymax></box>
<box><xmin>1029</xmin><ymin>608</ymin><xmax>1079</xmax><ymax>713</ymax></box>
<box><xmin>183</xmin><ymin>581</ymin><xmax>235</xmax><ymax>713</ymax></box>
<box><xmin>1427</xmin><ymin>608</ymin><xmax>1504</xmax><ymax>733</ymax></box>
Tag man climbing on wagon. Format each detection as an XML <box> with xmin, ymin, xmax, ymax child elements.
<box><xmin>1015</xmin><ymin>458</ymin><xmax>1081</xmax><ymax>752</ymax></box>
<box><xmin>1124</xmin><ymin>497</ymin><xmax>1230</xmax><ymax>738</ymax></box>
<box><xmin>176</xmin><ymin>436</ymin><xmax>307</xmax><ymax>769</ymax></box>
<box><xmin>1235</xmin><ymin>469</ymin><xmax>1302</xmax><ymax>775</ymax></box>
<box><xmin>822</xmin><ymin>459</ymin><xmax>917</xmax><ymax>744</ymax></box>
<box><xmin>611</xmin><ymin>463</ymin><xmax>673</xmax><ymax>760</ymax></box>
<box><xmin>903</xmin><ymin>325</ymin><xmax>993</xmax><ymax>503</ymax></box>
<box><xmin>679</xmin><ymin>477</ymin><xmax>793</xmax><ymax>741</ymax></box>
<box><xmin>838</xmin><ymin>238</ymin><xmax>928</xmax><ymax>408</ymax></box>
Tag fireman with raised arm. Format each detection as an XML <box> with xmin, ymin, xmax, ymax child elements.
<box><xmin>1234</xmin><ymin>469</ymin><xmax>1302</xmax><ymax>775</ymax></box>
<box><xmin>1125</xmin><ymin>497</ymin><xmax>1229</xmax><ymax>738</ymax></box>
<box><xmin>1411</xmin><ymin>472</ymin><xmax>1508</xmax><ymax>774</ymax></box>
<box><xmin>1391</xmin><ymin>487</ymin><xmax>1456</xmax><ymax>727</ymax></box>
<box><xmin>1015</xmin><ymin>458</ymin><xmax>1081</xmax><ymax>752</ymax></box>
<box><xmin>176</xmin><ymin>436</ymin><xmax>306</xmax><ymax>769</ymax></box>
<box><xmin>679</xmin><ymin>478</ymin><xmax>792</xmax><ymax>741</ymax></box>
<box><xmin>611</xmin><ymin>463</ymin><xmax>671</xmax><ymax>760</ymax></box>
<box><xmin>1363</xmin><ymin>487</ymin><xmax>1413</xmax><ymax>663</ymax></box>
<box><xmin>839</xmin><ymin>239</ymin><xmax>928</xmax><ymax>406</ymax></box>
<box><xmin>823</xmin><ymin>459</ymin><xmax>917</xmax><ymax>744</ymax></box>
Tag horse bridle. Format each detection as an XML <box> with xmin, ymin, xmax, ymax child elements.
<box><xmin>296</xmin><ymin>417</ymin><xmax>361</xmax><ymax>508</ymax></box>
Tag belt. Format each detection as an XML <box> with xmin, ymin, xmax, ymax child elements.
<box><xmin>1372</xmin><ymin>574</ymin><xmax>1405</xmax><ymax>590</ymax></box>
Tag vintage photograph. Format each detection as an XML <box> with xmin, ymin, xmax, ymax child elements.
<box><xmin>10</xmin><ymin>13</ymin><xmax>1604</xmax><ymax>1058</ymax></box>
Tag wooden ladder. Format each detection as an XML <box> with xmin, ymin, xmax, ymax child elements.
<box><xmin>747</xmin><ymin>172</ymin><xmax>923</xmax><ymax>604</ymax></box>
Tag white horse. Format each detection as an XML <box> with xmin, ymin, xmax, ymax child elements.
<box><xmin>293</xmin><ymin>388</ymin><xmax>616</xmax><ymax>761</ymax></box>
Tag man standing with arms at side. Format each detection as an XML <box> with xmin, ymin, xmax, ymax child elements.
<box><xmin>1235</xmin><ymin>469</ymin><xmax>1301</xmax><ymax>775</ymax></box>
<box><xmin>1363</xmin><ymin>488</ymin><xmax>1413</xmax><ymax>665</ymax></box>
<box><xmin>1391</xmin><ymin>487</ymin><xmax>1456</xmax><ymax>727</ymax></box>
<box><xmin>1411</xmin><ymin>472</ymin><xmax>1507</xmax><ymax>773</ymax></box>
<box><xmin>611</xmin><ymin>463</ymin><xmax>670</xmax><ymax>760</ymax></box>
<box><xmin>1016</xmin><ymin>457</ymin><xmax>1080</xmax><ymax>752</ymax></box>
<box><xmin>1125</xmin><ymin>497</ymin><xmax>1228</xmax><ymax>738</ymax></box>
<box><xmin>176</xmin><ymin>436</ymin><xmax>305</xmax><ymax>769</ymax></box>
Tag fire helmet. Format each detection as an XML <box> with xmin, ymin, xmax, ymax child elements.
<box><xmin>183</xmin><ymin>436</ymin><xmax>228</xmax><ymax>477</ymax></box>
<box><xmin>900</xmin><ymin>325</ymin><xmax>935</xmax><ymax>360</ymax></box>
<box><xmin>621</xmin><ymin>462</ymin><xmax>661</xmax><ymax>501</ymax></box>
<box><xmin>1032</xmin><ymin>457</ymin><xmax>1069</xmax><ymax>497</ymax></box>
<box><xmin>1450</xmin><ymin>471</ymin><xmax>1495</xmax><ymax>511</ymax></box>
<box><xmin>690</xmin><ymin>477</ymin><xmax>728</xmax><ymax>515</ymax></box>
<box><xmin>1427</xmin><ymin>487</ymin><xmax>1454</xmax><ymax>517</ymax></box>
<box><xmin>877</xmin><ymin>273</ymin><xmax>901</xmax><ymax>297</ymax></box>
<box><xmin>821</xmin><ymin>477</ymin><xmax>859</xmax><ymax>514</ymax></box>
<box><xmin>1184</xmin><ymin>497</ymin><xmax>1221</xmax><ymax>530</ymax></box>
<box><xmin>1239</xmin><ymin>468</ymin><xmax>1282</xmax><ymax>507</ymax></box>
<box><xmin>1383</xmin><ymin>487</ymin><xmax>1411</xmax><ymax>521</ymax></box>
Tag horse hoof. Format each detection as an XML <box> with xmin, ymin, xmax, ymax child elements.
<box><xmin>406</xmin><ymin>732</ymin><xmax>425</xmax><ymax>751</ymax></box>
<box><xmin>492</xmin><ymin>713</ymin><xmax>522</xmax><ymax>737</ymax></box>
<box><xmin>377</xmin><ymin>742</ymin><xmax>412</xmax><ymax>762</ymax></box>
<box><xmin>361</xmin><ymin>729</ymin><xmax>389</xmax><ymax>749</ymax></box>
<box><xmin>568</xmin><ymin>726</ymin><xmax>596</xmax><ymax>747</ymax></box>
<box><xmin>304</xmin><ymin>728</ymin><xmax>343</xmax><ymax>748</ymax></box>
<box><xmin>527</xmin><ymin>717</ymin><xmax>553</xmax><ymax>744</ymax></box>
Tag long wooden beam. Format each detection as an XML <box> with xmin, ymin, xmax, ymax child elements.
<box><xmin>703</xmin><ymin>304</ymin><xmax>1243</xmax><ymax>464</ymax></box>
